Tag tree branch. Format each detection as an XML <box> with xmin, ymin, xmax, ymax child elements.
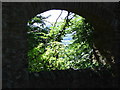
<box><xmin>55</xmin><ymin>11</ymin><xmax>71</xmax><ymax>41</ymax></box>
<box><xmin>53</xmin><ymin>10</ymin><xmax>63</xmax><ymax>27</ymax></box>
<box><xmin>43</xmin><ymin>19</ymin><xmax>54</xmax><ymax>26</ymax></box>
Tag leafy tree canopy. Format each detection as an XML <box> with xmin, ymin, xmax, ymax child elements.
<box><xmin>27</xmin><ymin>10</ymin><xmax>111</xmax><ymax>72</ymax></box>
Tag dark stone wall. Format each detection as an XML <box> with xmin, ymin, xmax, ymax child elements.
<box><xmin>29</xmin><ymin>69</ymin><xmax>117</xmax><ymax>88</ymax></box>
<box><xmin>2</xmin><ymin>2</ymin><xmax>120</xmax><ymax>88</ymax></box>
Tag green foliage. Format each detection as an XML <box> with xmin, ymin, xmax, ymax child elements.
<box><xmin>27</xmin><ymin>12</ymin><xmax>108</xmax><ymax>72</ymax></box>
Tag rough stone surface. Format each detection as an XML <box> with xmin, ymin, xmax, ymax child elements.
<box><xmin>2</xmin><ymin>2</ymin><xmax>120</xmax><ymax>88</ymax></box>
<box><xmin>29</xmin><ymin>69</ymin><xmax>118</xmax><ymax>88</ymax></box>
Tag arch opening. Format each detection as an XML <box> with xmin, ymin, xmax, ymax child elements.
<box><xmin>27</xmin><ymin>9</ymin><xmax>111</xmax><ymax>72</ymax></box>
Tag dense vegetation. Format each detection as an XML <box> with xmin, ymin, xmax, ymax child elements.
<box><xmin>27</xmin><ymin>11</ymin><xmax>110</xmax><ymax>72</ymax></box>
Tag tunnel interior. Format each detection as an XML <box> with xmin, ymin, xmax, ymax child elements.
<box><xmin>2</xmin><ymin>2</ymin><xmax>119</xmax><ymax>88</ymax></box>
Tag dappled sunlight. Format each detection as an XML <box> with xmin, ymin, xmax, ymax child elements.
<box><xmin>27</xmin><ymin>9</ymin><xmax>111</xmax><ymax>72</ymax></box>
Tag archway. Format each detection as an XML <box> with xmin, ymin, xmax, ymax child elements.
<box><xmin>27</xmin><ymin>9</ymin><xmax>94</xmax><ymax>71</ymax></box>
<box><xmin>2</xmin><ymin>2</ymin><xmax>119</xmax><ymax>88</ymax></box>
<box><xmin>27</xmin><ymin>9</ymin><xmax>113</xmax><ymax>73</ymax></box>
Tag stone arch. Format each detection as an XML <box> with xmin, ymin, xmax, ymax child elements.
<box><xmin>2</xmin><ymin>2</ymin><xmax>119</xmax><ymax>88</ymax></box>
<box><xmin>25</xmin><ymin>3</ymin><xmax>117</xmax><ymax>64</ymax></box>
